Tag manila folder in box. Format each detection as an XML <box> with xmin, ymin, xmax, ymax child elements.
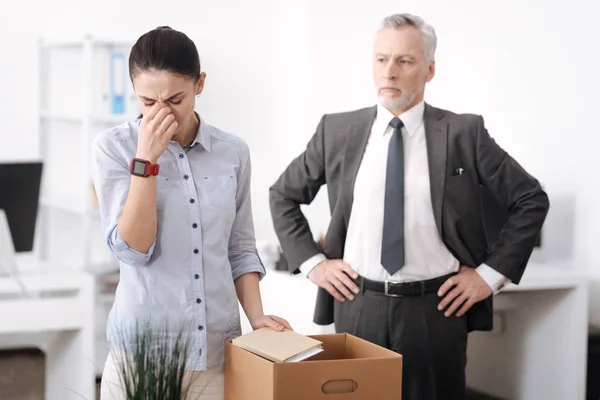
<box><xmin>231</xmin><ymin>328</ymin><xmax>323</xmax><ymax>363</ymax></box>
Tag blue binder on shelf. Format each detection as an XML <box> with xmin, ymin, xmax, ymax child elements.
<box><xmin>110</xmin><ymin>52</ymin><xmax>126</xmax><ymax>115</ymax></box>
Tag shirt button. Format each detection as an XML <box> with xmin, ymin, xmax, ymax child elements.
<box><xmin>196</xmin><ymin>298</ymin><xmax>202</xmax><ymax>304</ymax></box>
<box><xmin>194</xmin><ymin>274</ymin><xmax>200</xmax><ymax>279</ymax></box>
<box><xmin>184</xmin><ymin>174</ymin><xmax>189</xmax><ymax>180</ymax></box>
<box><xmin>198</xmin><ymin>325</ymin><xmax>204</xmax><ymax>331</ymax></box>
<box><xmin>192</xmin><ymin>223</ymin><xmax>198</xmax><ymax>229</ymax></box>
<box><xmin>190</xmin><ymin>199</ymin><xmax>195</xmax><ymax>204</ymax></box>
<box><xmin>179</xmin><ymin>153</ymin><xmax>184</xmax><ymax>159</ymax></box>
<box><xmin>193</xmin><ymin>249</ymin><xmax>199</xmax><ymax>254</ymax></box>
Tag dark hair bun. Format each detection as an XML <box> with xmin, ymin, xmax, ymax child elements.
<box><xmin>129</xmin><ymin>26</ymin><xmax>201</xmax><ymax>82</ymax></box>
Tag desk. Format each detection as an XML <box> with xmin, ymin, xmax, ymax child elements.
<box><xmin>0</xmin><ymin>271</ymin><xmax>96</xmax><ymax>400</ymax></box>
<box><xmin>466</xmin><ymin>263</ymin><xmax>589</xmax><ymax>400</ymax></box>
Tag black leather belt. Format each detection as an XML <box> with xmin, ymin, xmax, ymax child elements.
<box><xmin>355</xmin><ymin>272</ymin><xmax>456</xmax><ymax>297</ymax></box>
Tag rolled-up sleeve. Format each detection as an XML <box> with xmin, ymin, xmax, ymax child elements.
<box><xmin>228</xmin><ymin>142</ymin><xmax>266</xmax><ymax>281</ymax></box>
<box><xmin>91</xmin><ymin>131</ymin><xmax>156</xmax><ymax>267</ymax></box>
<box><xmin>108</xmin><ymin>224</ymin><xmax>155</xmax><ymax>266</ymax></box>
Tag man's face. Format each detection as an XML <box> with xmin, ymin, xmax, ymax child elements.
<box><xmin>373</xmin><ymin>27</ymin><xmax>435</xmax><ymax>114</ymax></box>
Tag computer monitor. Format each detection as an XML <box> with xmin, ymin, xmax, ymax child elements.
<box><xmin>0</xmin><ymin>162</ymin><xmax>43</xmax><ymax>296</ymax></box>
<box><xmin>479</xmin><ymin>184</ymin><xmax>542</xmax><ymax>249</ymax></box>
<box><xmin>0</xmin><ymin>162</ymin><xmax>43</xmax><ymax>253</ymax></box>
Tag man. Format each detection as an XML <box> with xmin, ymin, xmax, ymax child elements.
<box><xmin>269</xmin><ymin>12</ymin><xmax>549</xmax><ymax>400</ymax></box>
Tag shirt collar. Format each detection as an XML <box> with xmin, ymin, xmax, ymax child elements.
<box><xmin>190</xmin><ymin>112</ymin><xmax>211</xmax><ymax>152</ymax></box>
<box><xmin>375</xmin><ymin>100</ymin><xmax>425</xmax><ymax>137</ymax></box>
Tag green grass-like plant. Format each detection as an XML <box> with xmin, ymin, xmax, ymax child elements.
<box><xmin>111</xmin><ymin>320</ymin><xmax>196</xmax><ymax>400</ymax></box>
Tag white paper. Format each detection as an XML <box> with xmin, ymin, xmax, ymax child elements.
<box><xmin>285</xmin><ymin>346</ymin><xmax>324</xmax><ymax>363</ymax></box>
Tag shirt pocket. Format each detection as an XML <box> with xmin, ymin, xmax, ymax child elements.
<box><xmin>203</xmin><ymin>175</ymin><xmax>237</xmax><ymax>210</ymax></box>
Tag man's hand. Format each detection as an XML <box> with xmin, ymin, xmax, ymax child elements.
<box><xmin>307</xmin><ymin>259</ymin><xmax>360</xmax><ymax>302</ymax></box>
<box><xmin>437</xmin><ymin>266</ymin><xmax>493</xmax><ymax>317</ymax></box>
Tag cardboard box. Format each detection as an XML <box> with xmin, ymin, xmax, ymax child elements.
<box><xmin>225</xmin><ymin>333</ymin><xmax>402</xmax><ymax>400</ymax></box>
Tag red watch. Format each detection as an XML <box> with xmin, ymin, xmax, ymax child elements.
<box><xmin>129</xmin><ymin>158</ymin><xmax>160</xmax><ymax>177</ymax></box>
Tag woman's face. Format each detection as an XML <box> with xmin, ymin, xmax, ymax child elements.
<box><xmin>132</xmin><ymin>69</ymin><xmax>205</xmax><ymax>134</ymax></box>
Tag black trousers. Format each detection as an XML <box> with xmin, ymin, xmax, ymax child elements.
<box><xmin>334</xmin><ymin>281</ymin><xmax>468</xmax><ymax>400</ymax></box>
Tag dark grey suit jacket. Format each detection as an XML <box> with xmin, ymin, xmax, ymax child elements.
<box><xmin>269</xmin><ymin>103</ymin><xmax>549</xmax><ymax>332</ymax></box>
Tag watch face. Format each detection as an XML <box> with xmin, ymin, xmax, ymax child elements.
<box><xmin>132</xmin><ymin>160</ymin><xmax>147</xmax><ymax>176</ymax></box>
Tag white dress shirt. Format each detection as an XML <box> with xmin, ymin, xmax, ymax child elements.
<box><xmin>300</xmin><ymin>101</ymin><xmax>509</xmax><ymax>294</ymax></box>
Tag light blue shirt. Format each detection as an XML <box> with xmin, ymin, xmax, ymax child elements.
<box><xmin>91</xmin><ymin>115</ymin><xmax>265</xmax><ymax>370</ymax></box>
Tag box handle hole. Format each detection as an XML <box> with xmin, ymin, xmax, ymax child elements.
<box><xmin>321</xmin><ymin>379</ymin><xmax>358</xmax><ymax>394</ymax></box>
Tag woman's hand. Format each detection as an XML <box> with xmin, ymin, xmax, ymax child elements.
<box><xmin>250</xmin><ymin>314</ymin><xmax>293</xmax><ymax>332</ymax></box>
<box><xmin>136</xmin><ymin>103</ymin><xmax>178</xmax><ymax>163</ymax></box>
<box><xmin>234</xmin><ymin>273</ymin><xmax>293</xmax><ymax>332</ymax></box>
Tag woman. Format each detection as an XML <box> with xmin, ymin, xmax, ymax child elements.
<box><xmin>92</xmin><ymin>26</ymin><xmax>291</xmax><ymax>399</ymax></box>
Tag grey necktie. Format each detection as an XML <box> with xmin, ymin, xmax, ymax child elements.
<box><xmin>381</xmin><ymin>117</ymin><xmax>405</xmax><ymax>276</ymax></box>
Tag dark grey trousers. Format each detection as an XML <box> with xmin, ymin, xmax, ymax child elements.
<box><xmin>334</xmin><ymin>287</ymin><xmax>468</xmax><ymax>400</ymax></box>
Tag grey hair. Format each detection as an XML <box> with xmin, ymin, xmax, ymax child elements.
<box><xmin>381</xmin><ymin>13</ymin><xmax>437</xmax><ymax>61</ymax></box>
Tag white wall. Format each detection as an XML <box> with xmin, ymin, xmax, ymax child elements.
<box><xmin>1</xmin><ymin>0</ymin><xmax>599</xmax><ymax>324</ymax></box>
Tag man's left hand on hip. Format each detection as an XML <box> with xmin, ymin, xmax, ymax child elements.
<box><xmin>437</xmin><ymin>266</ymin><xmax>493</xmax><ymax>317</ymax></box>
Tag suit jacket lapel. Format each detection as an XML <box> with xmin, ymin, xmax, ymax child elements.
<box><xmin>342</xmin><ymin>106</ymin><xmax>377</xmax><ymax>227</ymax></box>
<box><xmin>424</xmin><ymin>103</ymin><xmax>448</xmax><ymax>237</ymax></box>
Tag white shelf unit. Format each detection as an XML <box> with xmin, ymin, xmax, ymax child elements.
<box><xmin>37</xmin><ymin>35</ymin><xmax>138</xmax><ymax>377</ymax></box>
<box><xmin>37</xmin><ymin>35</ymin><xmax>138</xmax><ymax>271</ymax></box>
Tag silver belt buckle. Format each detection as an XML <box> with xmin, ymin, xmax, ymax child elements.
<box><xmin>384</xmin><ymin>279</ymin><xmax>403</xmax><ymax>297</ymax></box>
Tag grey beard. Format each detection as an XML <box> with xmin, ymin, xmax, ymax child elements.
<box><xmin>378</xmin><ymin>92</ymin><xmax>417</xmax><ymax>112</ymax></box>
